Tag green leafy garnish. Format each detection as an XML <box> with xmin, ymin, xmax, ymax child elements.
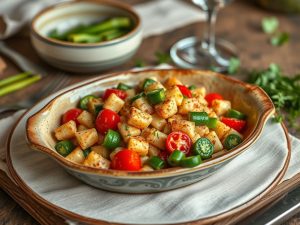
<box><xmin>262</xmin><ymin>17</ymin><xmax>279</xmax><ymax>34</ymax></box>
<box><xmin>270</xmin><ymin>32</ymin><xmax>290</xmax><ymax>46</ymax></box>
<box><xmin>249</xmin><ymin>63</ymin><xmax>300</xmax><ymax>127</ymax></box>
<box><xmin>155</xmin><ymin>51</ymin><xmax>171</xmax><ymax>64</ymax></box>
<box><xmin>228</xmin><ymin>57</ymin><xmax>240</xmax><ymax>74</ymax></box>
<box><xmin>134</xmin><ymin>59</ymin><xmax>147</xmax><ymax>68</ymax></box>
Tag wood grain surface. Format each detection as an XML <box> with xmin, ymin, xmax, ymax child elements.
<box><xmin>0</xmin><ymin>0</ymin><xmax>300</xmax><ymax>225</ymax></box>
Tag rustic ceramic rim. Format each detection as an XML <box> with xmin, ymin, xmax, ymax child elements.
<box><xmin>31</xmin><ymin>0</ymin><xmax>141</xmax><ymax>48</ymax></box>
<box><xmin>26</xmin><ymin>69</ymin><xmax>275</xmax><ymax>179</ymax></box>
<box><xmin>7</xmin><ymin>109</ymin><xmax>291</xmax><ymax>224</ymax></box>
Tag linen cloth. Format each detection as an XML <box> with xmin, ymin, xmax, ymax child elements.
<box><xmin>0</xmin><ymin>0</ymin><xmax>205</xmax><ymax>40</ymax></box>
<box><xmin>1</xmin><ymin>109</ymin><xmax>300</xmax><ymax>224</ymax></box>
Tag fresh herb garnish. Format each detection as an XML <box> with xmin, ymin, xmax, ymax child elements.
<box><xmin>249</xmin><ymin>63</ymin><xmax>300</xmax><ymax>127</ymax></box>
<box><xmin>134</xmin><ymin>59</ymin><xmax>147</xmax><ymax>68</ymax></box>
<box><xmin>155</xmin><ymin>51</ymin><xmax>171</xmax><ymax>64</ymax></box>
<box><xmin>228</xmin><ymin>57</ymin><xmax>240</xmax><ymax>75</ymax></box>
<box><xmin>262</xmin><ymin>17</ymin><xmax>279</xmax><ymax>34</ymax></box>
<box><xmin>270</xmin><ymin>32</ymin><xmax>290</xmax><ymax>46</ymax></box>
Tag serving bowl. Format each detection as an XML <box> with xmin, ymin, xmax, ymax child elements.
<box><xmin>30</xmin><ymin>0</ymin><xmax>142</xmax><ymax>73</ymax></box>
<box><xmin>26</xmin><ymin>69</ymin><xmax>274</xmax><ymax>193</ymax></box>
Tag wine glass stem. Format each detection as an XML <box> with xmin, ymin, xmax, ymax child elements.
<box><xmin>204</xmin><ymin>8</ymin><xmax>218</xmax><ymax>53</ymax></box>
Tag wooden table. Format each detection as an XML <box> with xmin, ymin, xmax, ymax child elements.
<box><xmin>1</xmin><ymin>0</ymin><xmax>300</xmax><ymax>224</ymax></box>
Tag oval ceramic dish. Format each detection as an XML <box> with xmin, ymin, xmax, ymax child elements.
<box><xmin>30</xmin><ymin>0</ymin><xmax>142</xmax><ymax>73</ymax></box>
<box><xmin>26</xmin><ymin>69</ymin><xmax>275</xmax><ymax>193</ymax></box>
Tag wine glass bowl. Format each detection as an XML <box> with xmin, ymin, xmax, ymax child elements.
<box><xmin>171</xmin><ymin>0</ymin><xmax>237</xmax><ymax>72</ymax></box>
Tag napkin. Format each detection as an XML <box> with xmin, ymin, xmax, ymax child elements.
<box><xmin>0</xmin><ymin>0</ymin><xmax>205</xmax><ymax>40</ymax></box>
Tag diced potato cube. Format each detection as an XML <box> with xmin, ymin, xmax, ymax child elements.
<box><xmin>55</xmin><ymin>120</ymin><xmax>77</xmax><ymax>140</ymax></box>
<box><xmin>195</xmin><ymin>125</ymin><xmax>210</xmax><ymax>137</ymax></box>
<box><xmin>168</xmin><ymin>114</ymin><xmax>185</xmax><ymax>124</ymax></box>
<box><xmin>120</xmin><ymin>101</ymin><xmax>131</xmax><ymax>117</ymax></box>
<box><xmin>87</xmin><ymin>98</ymin><xmax>103</xmax><ymax>115</ymax></box>
<box><xmin>110</xmin><ymin>147</ymin><xmax>124</xmax><ymax>160</ymax></box>
<box><xmin>162</xmin><ymin>123</ymin><xmax>172</xmax><ymax>135</ymax></box>
<box><xmin>128</xmin><ymin>107</ymin><xmax>152</xmax><ymax>129</ymax></box>
<box><xmin>66</xmin><ymin>147</ymin><xmax>85</xmax><ymax>164</ymax></box>
<box><xmin>132</xmin><ymin>97</ymin><xmax>154</xmax><ymax>114</ymax></box>
<box><xmin>151</xmin><ymin>113</ymin><xmax>167</xmax><ymax>131</ymax></box>
<box><xmin>171</xmin><ymin>119</ymin><xmax>196</xmax><ymax>139</ymax></box>
<box><xmin>213</xmin><ymin>120</ymin><xmax>231</xmax><ymax>140</ymax></box>
<box><xmin>75</xmin><ymin>128</ymin><xmax>98</xmax><ymax>150</ymax></box>
<box><xmin>205</xmin><ymin>131</ymin><xmax>223</xmax><ymax>152</ymax></box>
<box><xmin>191</xmin><ymin>133</ymin><xmax>201</xmax><ymax>144</ymax></box>
<box><xmin>83</xmin><ymin>151</ymin><xmax>110</xmax><ymax>169</ymax></box>
<box><xmin>178</xmin><ymin>98</ymin><xmax>206</xmax><ymax>114</ymax></box>
<box><xmin>125</xmin><ymin>89</ymin><xmax>136</xmax><ymax>99</ymax></box>
<box><xmin>77</xmin><ymin>110</ymin><xmax>94</xmax><ymax>128</ymax></box>
<box><xmin>141</xmin><ymin>156</ymin><xmax>149</xmax><ymax>166</ymax></box>
<box><xmin>91</xmin><ymin>145</ymin><xmax>110</xmax><ymax>159</ymax></box>
<box><xmin>191</xmin><ymin>87</ymin><xmax>206</xmax><ymax>98</ymax></box>
<box><xmin>141</xmin><ymin>165</ymin><xmax>154</xmax><ymax>171</ymax></box>
<box><xmin>103</xmin><ymin>93</ymin><xmax>124</xmax><ymax>113</ymax></box>
<box><xmin>148</xmin><ymin>144</ymin><xmax>161</xmax><ymax>157</ymax></box>
<box><xmin>212</xmin><ymin>99</ymin><xmax>231</xmax><ymax>116</ymax></box>
<box><xmin>118</xmin><ymin>122</ymin><xmax>141</xmax><ymax>142</ymax></box>
<box><xmin>78</xmin><ymin>124</ymin><xmax>88</xmax><ymax>131</ymax></box>
<box><xmin>222</xmin><ymin>128</ymin><xmax>243</xmax><ymax>142</ymax></box>
<box><xmin>208</xmin><ymin>111</ymin><xmax>218</xmax><ymax>118</ymax></box>
<box><xmin>144</xmin><ymin>128</ymin><xmax>167</xmax><ymax>149</ymax></box>
<box><xmin>144</xmin><ymin>81</ymin><xmax>165</xmax><ymax>93</ymax></box>
<box><xmin>166</xmin><ymin>86</ymin><xmax>184</xmax><ymax>106</ymax></box>
<box><xmin>127</xmin><ymin>136</ymin><xmax>149</xmax><ymax>156</ymax></box>
<box><xmin>164</xmin><ymin>77</ymin><xmax>182</xmax><ymax>88</ymax></box>
<box><xmin>155</xmin><ymin>98</ymin><xmax>177</xmax><ymax>119</ymax></box>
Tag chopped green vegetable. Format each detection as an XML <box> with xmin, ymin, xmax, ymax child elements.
<box><xmin>83</xmin><ymin>148</ymin><xmax>92</xmax><ymax>157</ymax></box>
<box><xmin>0</xmin><ymin>71</ymin><xmax>33</xmax><ymax>88</ymax></box>
<box><xmin>167</xmin><ymin>150</ymin><xmax>185</xmax><ymax>166</ymax></box>
<box><xmin>228</xmin><ymin>57</ymin><xmax>240</xmax><ymax>75</ymax></box>
<box><xmin>146</xmin><ymin>88</ymin><xmax>166</xmax><ymax>105</ymax></box>
<box><xmin>55</xmin><ymin>140</ymin><xmax>75</xmax><ymax>157</ymax></box>
<box><xmin>206</xmin><ymin>117</ymin><xmax>218</xmax><ymax>129</ymax></box>
<box><xmin>131</xmin><ymin>92</ymin><xmax>145</xmax><ymax>103</ymax></box>
<box><xmin>262</xmin><ymin>17</ymin><xmax>279</xmax><ymax>34</ymax></box>
<box><xmin>224</xmin><ymin>134</ymin><xmax>242</xmax><ymax>150</ymax></box>
<box><xmin>103</xmin><ymin>129</ymin><xmax>121</xmax><ymax>149</ymax></box>
<box><xmin>226</xmin><ymin>109</ymin><xmax>246</xmax><ymax>120</ymax></box>
<box><xmin>117</xmin><ymin>82</ymin><xmax>132</xmax><ymax>90</ymax></box>
<box><xmin>188</xmin><ymin>112</ymin><xmax>209</xmax><ymax>126</ymax></box>
<box><xmin>180</xmin><ymin>155</ymin><xmax>202</xmax><ymax>168</ymax></box>
<box><xmin>192</xmin><ymin>138</ymin><xmax>214</xmax><ymax>159</ymax></box>
<box><xmin>148</xmin><ymin>156</ymin><xmax>166</xmax><ymax>170</ymax></box>
<box><xmin>142</xmin><ymin>78</ymin><xmax>156</xmax><ymax>90</ymax></box>
<box><xmin>155</xmin><ymin>51</ymin><xmax>171</xmax><ymax>64</ymax></box>
<box><xmin>79</xmin><ymin>95</ymin><xmax>96</xmax><ymax>110</ymax></box>
<box><xmin>188</xmin><ymin>85</ymin><xmax>196</xmax><ymax>90</ymax></box>
<box><xmin>270</xmin><ymin>32</ymin><xmax>289</xmax><ymax>46</ymax></box>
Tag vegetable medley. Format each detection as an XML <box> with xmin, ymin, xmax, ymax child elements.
<box><xmin>54</xmin><ymin>76</ymin><xmax>247</xmax><ymax>171</ymax></box>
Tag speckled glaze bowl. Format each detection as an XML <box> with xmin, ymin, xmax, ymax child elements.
<box><xmin>26</xmin><ymin>69</ymin><xmax>275</xmax><ymax>193</ymax></box>
<box><xmin>30</xmin><ymin>0</ymin><xmax>142</xmax><ymax>73</ymax></box>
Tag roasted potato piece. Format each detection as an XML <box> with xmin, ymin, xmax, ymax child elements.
<box><xmin>128</xmin><ymin>136</ymin><xmax>149</xmax><ymax>156</ymax></box>
<box><xmin>77</xmin><ymin>110</ymin><xmax>94</xmax><ymax>128</ymax></box>
<box><xmin>118</xmin><ymin>122</ymin><xmax>141</xmax><ymax>142</ymax></box>
<box><xmin>205</xmin><ymin>131</ymin><xmax>223</xmax><ymax>152</ymax></box>
<box><xmin>66</xmin><ymin>147</ymin><xmax>85</xmax><ymax>164</ymax></box>
<box><xmin>87</xmin><ymin>98</ymin><xmax>103</xmax><ymax>115</ymax></box>
<box><xmin>54</xmin><ymin>120</ymin><xmax>77</xmax><ymax>140</ymax></box>
<box><xmin>213</xmin><ymin>120</ymin><xmax>231</xmax><ymax>140</ymax></box>
<box><xmin>75</xmin><ymin>128</ymin><xmax>98</xmax><ymax>150</ymax></box>
<box><xmin>143</xmin><ymin>128</ymin><xmax>167</xmax><ymax>149</ymax></box>
<box><xmin>178</xmin><ymin>98</ymin><xmax>206</xmax><ymax>114</ymax></box>
<box><xmin>155</xmin><ymin>98</ymin><xmax>177</xmax><ymax>119</ymax></box>
<box><xmin>212</xmin><ymin>99</ymin><xmax>231</xmax><ymax>116</ymax></box>
<box><xmin>151</xmin><ymin>113</ymin><xmax>167</xmax><ymax>131</ymax></box>
<box><xmin>132</xmin><ymin>97</ymin><xmax>154</xmax><ymax>114</ymax></box>
<box><xmin>164</xmin><ymin>77</ymin><xmax>182</xmax><ymax>88</ymax></box>
<box><xmin>166</xmin><ymin>86</ymin><xmax>184</xmax><ymax>106</ymax></box>
<box><xmin>127</xmin><ymin>107</ymin><xmax>152</xmax><ymax>129</ymax></box>
<box><xmin>91</xmin><ymin>145</ymin><xmax>110</xmax><ymax>159</ymax></box>
<box><xmin>171</xmin><ymin>119</ymin><xmax>196</xmax><ymax>139</ymax></box>
<box><xmin>83</xmin><ymin>151</ymin><xmax>110</xmax><ymax>169</ymax></box>
<box><xmin>103</xmin><ymin>93</ymin><xmax>124</xmax><ymax>113</ymax></box>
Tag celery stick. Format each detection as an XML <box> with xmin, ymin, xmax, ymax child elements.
<box><xmin>0</xmin><ymin>74</ymin><xmax>41</xmax><ymax>97</ymax></box>
<box><xmin>0</xmin><ymin>71</ymin><xmax>32</xmax><ymax>88</ymax></box>
<box><xmin>68</xmin><ymin>34</ymin><xmax>101</xmax><ymax>43</ymax></box>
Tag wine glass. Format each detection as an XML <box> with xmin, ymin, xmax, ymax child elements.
<box><xmin>170</xmin><ymin>0</ymin><xmax>237</xmax><ymax>72</ymax></box>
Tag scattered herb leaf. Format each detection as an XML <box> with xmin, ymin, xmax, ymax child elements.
<box><xmin>270</xmin><ymin>32</ymin><xmax>290</xmax><ymax>46</ymax></box>
<box><xmin>134</xmin><ymin>59</ymin><xmax>147</xmax><ymax>68</ymax></box>
<box><xmin>262</xmin><ymin>17</ymin><xmax>279</xmax><ymax>34</ymax></box>
<box><xmin>155</xmin><ymin>51</ymin><xmax>171</xmax><ymax>64</ymax></box>
<box><xmin>249</xmin><ymin>63</ymin><xmax>300</xmax><ymax>128</ymax></box>
<box><xmin>228</xmin><ymin>57</ymin><xmax>240</xmax><ymax>74</ymax></box>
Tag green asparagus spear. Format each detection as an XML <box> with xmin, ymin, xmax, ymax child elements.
<box><xmin>0</xmin><ymin>71</ymin><xmax>33</xmax><ymax>88</ymax></box>
<box><xmin>68</xmin><ymin>29</ymin><xmax>127</xmax><ymax>43</ymax></box>
<box><xmin>0</xmin><ymin>74</ymin><xmax>41</xmax><ymax>97</ymax></box>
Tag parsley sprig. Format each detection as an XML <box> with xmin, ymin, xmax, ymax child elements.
<box><xmin>249</xmin><ymin>63</ymin><xmax>300</xmax><ymax>127</ymax></box>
